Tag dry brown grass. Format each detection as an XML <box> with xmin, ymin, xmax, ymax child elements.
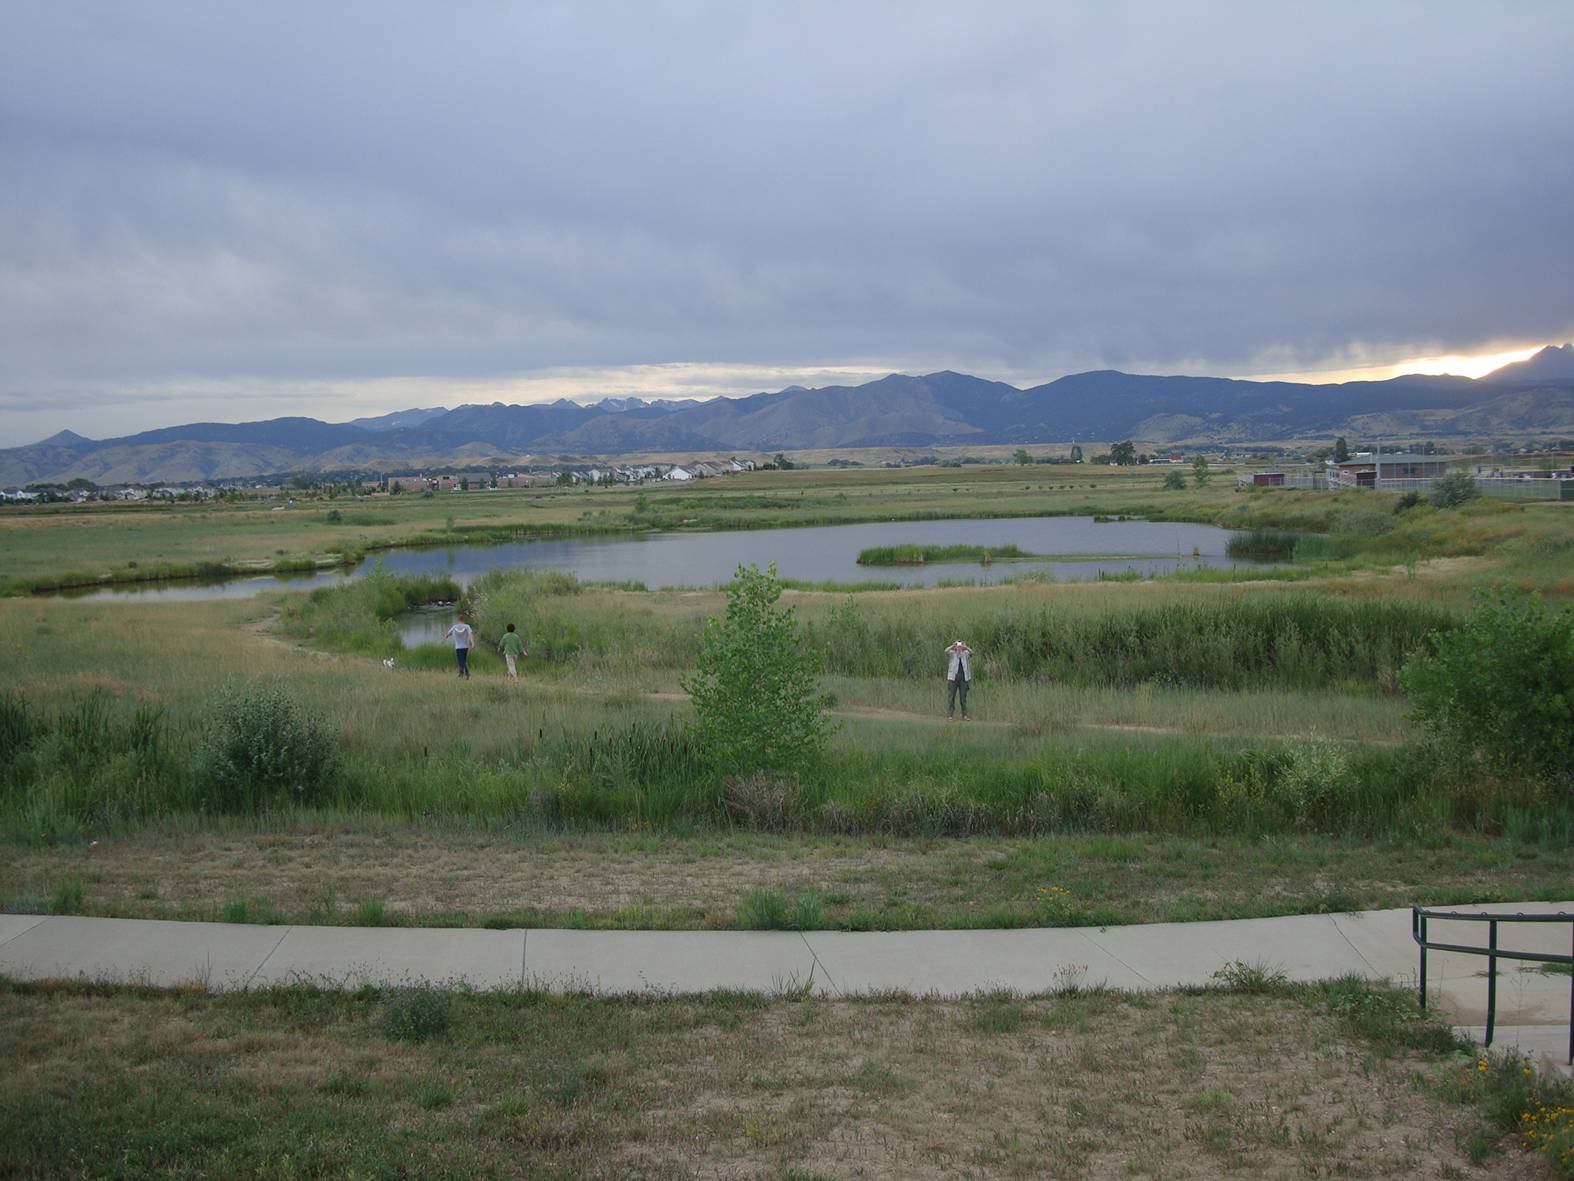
<box><xmin>0</xmin><ymin>981</ymin><xmax>1544</xmax><ymax>1180</ymax></box>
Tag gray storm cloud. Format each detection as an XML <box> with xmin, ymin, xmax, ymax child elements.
<box><xmin>0</xmin><ymin>0</ymin><xmax>1571</xmax><ymax>440</ymax></box>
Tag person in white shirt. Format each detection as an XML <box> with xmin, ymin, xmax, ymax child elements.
<box><xmin>944</xmin><ymin>639</ymin><xmax>973</xmax><ymax>719</ymax></box>
<box><xmin>443</xmin><ymin>614</ymin><xmax>475</xmax><ymax>679</ymax></box>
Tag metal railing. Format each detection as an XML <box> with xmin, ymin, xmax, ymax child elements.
<box><xmin>1411</xmin><ymin>906</ymin><xmax>1574</xmax><ymax>1063</ymax></box>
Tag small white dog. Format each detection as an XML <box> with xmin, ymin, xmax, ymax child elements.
<box><xmin>382</xmin><ymin>658</ymin><xmax>396</xmax><ymax>669</ymax></box>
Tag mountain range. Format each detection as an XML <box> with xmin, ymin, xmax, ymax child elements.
<box><xmin>6</xmin><ymin>345</ymin><xmax>1574</xmax><ymax>486</ymax></box>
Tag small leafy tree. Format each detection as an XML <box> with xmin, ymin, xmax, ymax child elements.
<box><xmin>1110</xmin><ymin>440</ymin><xmax>1137</xmax><ymax>466</ymax></box>
<box><xmin>1333</xmin><ymin>436</ymin><xmax>1350</xmax><ymax>463</ymax></box>
<box><xmin>1191</xmin><ymin>455</ymin><xmax>1211</xmax><ymax>487</ymax></box>
<box><xmin>1161</xmin><ymin>469</ymin><xmax>1186</xmax><ymax>490</ymax></box>
<box><xmin>683</xmin><ymin>563</ymin><xmax>832</xmax><ymax>777</ymax></box>
<box><xmin>1013</xmin><ymin>448</ymin><xmax>1033</xmax><ymax>465</ymax></box>
<box><xmin>1069</xmin><ymin>445</ymin><xmax>1083</xmax><ymax>463</ymax></box>
<box><xmin>1400</xmin><ymin>590</ymin><xmax>1573</xmax><ymax>788</ymax></box>
<box><xmin>1428</xmin><ymin>471</ymin><xmax>1480</xmax><ymax>509</ymax></box>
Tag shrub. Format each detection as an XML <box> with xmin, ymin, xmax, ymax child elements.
<box><xmin>722</xmin><ymin>771</ymin><xmax>802</xmax><ymax>830</ymax></box>
<box><xmin>1210</xmin><ymin>959</ymin><xmax>1288</xmax><ymax>994</ymax></box>
<box><xmin>1161</xmin><ymin>470</ymin><xmax>1186</xmax><ymax>490</ymax></box>
<box><xmin>737</xmin><ymin>889</ymin><xmax>788</xmax><ymax>929</ymax></box>
<box><xmin>1401</xmin><ymin>589</ymin><xmax>1574</xmax><ymax>789</ymax></box>
<box><xmin>1428</xmin><ymin>471</ymin><xmax>1480</xmax><ymax>509</ymax></box>
<box><xmin>382</xmin><ymin>987</ymin><xmax>453</xmax><ymax>1042</ymax></box>
<box><xmin>683</xmin><ymin>563</ymin><xmax>832</xmax><ymax>777</ymax></box>
<box><xmin>737</xmin><ymin>888</ymin><xmax>823</xmax><ymax>930</ymax></box>
<box><xmin>1273</xmin><ymin>739</ymin><xmax>1353</xmax><ymax>825</ymax></box>
<box><xmin>1393</xmin><ymin>491</ymin><xmax>1422</xmax><ymax>514</ymax></box>
<box><xmin>195</xmin><ymin>685</ymin><xmax>339</xmax><ymax>812</ymax></box>
<box><xmin>50</xmin><ymin>877</ymin><xmax>86</xmax><ymax>915</ymax></box>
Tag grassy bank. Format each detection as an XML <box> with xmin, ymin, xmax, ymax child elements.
<box><xmin>4</xmin><ymin>975</ymin><xmax>1567</xmax><ymax>1179</ymax></box>
<box><xmin>7</xmin><ymin>826</ymin><xmax>1573</xmax><ymax>932</ymax></box>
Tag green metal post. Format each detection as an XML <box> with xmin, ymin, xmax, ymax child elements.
<box><xmin>1485</xmin><ymin>920</ymin><xmax>1497</xmax><ymax>1048</ymax></box>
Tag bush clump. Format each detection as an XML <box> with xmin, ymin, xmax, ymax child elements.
<box><xmin>1401</xmin><ymin>589</ymin><xmax>1573</xmax><ymax>790</ymax></box>
<box><xmin>195</xmin><ymin>685</ymin><xmax>339</xmax><ymax>812</ymax></box>
<box><xmin>382</xmin><ymin>986</ymin><xmax>454</xmax><ymax>1042</ymax></box>
<box><xmin>722</xmin><ymin>771</ymin><xmax>802</xmax><ymax>830</ymax></box>
<box><xmin>1428</xmin><ymin>471</ymin><xmax>1481</xmax><ymax>509</ymax></box>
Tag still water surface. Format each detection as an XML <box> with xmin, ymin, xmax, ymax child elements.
<box><xmin>64</xmin><ymin>515</ymin><xmax>1253</xmax><ymax>605</ymax></box>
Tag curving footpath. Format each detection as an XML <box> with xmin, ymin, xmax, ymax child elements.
<box><xmin>3</xmin><ymin>902</ymin><xmax>1570</xmax><ymax>1074</ymax></box>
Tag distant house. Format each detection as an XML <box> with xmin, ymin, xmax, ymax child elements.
<box><xmin>664</xmin><ymin>466</ymin><xmax>693</xmax><ymax>481</ymax></box>
<box><xmin>1326</xmin><ymin>453</ymin><xmax>1456</xmax><ymax>490</ymax></box>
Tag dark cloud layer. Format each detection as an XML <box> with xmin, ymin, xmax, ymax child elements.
<box><xmin>1</xmin><ymin>1</ymin><xmax>1571</xmax><ymax>441</ymax></box>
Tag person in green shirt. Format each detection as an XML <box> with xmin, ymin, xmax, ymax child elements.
<box><xmin>498</xmin><ymin>623</ymin><xmax>527</xmax><ymax>680</ymax></box>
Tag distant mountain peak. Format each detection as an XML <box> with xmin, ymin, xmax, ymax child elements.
<box><xmin>38</xmin><ymin>429</ymin><xmax>93</xmax><ymax>447</ymax></box>
<box><xmin>346</xmin><ymin>407</ymin><xmax>446</xmax><ymax>432</ymax></box>
<box><xmin>592</xmin><ymin>396</ymin><xmax>649</xmax><ymax>412</ymax></box>
<box><xmin>1484</xmin><ymin>343</ymin><xmax>1574</xmax><ymax>382</ymax></box>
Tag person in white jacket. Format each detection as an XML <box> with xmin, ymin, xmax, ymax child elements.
<box><xmin>443</xmin><ymin>614</ymin><xmax>475</xmax><ymax>680</ymax></box>
<box><xmin>944</xmin><ymin>639</ymin><xmax>973</xmax><ymax>719</ymax></box>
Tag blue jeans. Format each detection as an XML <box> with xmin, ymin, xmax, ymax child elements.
<box><xmin>455</xmin><ymin>647</ymin><xmax>470</xmax><ymax>677</ymax></box>
<box><xmin>947</xmin><ymin>676</ymin><xmax>969</xmax><ymax>717</ymax></box>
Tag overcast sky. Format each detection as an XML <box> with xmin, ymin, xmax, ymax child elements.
<box><xmin>2</xmin><ymin>1</ymin><xmax>1571</xmax><ymax>445</ymax></box>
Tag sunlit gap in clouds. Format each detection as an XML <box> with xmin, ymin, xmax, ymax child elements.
<box><xmin>1248</xmin><ymin>345</ymin><xmax>1543</xmax><ymax>385</ymax></box>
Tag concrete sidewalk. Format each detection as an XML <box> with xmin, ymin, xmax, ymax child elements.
<box><xmin>3</xmin><ymin>902</ymin><xmax>1569</xmax><ymax>1071</ymax></box>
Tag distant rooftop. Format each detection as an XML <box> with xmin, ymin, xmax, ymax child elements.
<box><xmin>1331</xmin><ymin>452</ymin><xmax>1463</xmax><ymax>464</ymax></box>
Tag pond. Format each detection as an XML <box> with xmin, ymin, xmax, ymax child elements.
<box><xmin>60</xmin><ymin>515</ymin><xmax>1257</xmax><ymax>605</ymax></box>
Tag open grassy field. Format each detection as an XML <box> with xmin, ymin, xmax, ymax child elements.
<box><xmin>1</xmin><ymin>465</ymin><xmax>1570</xmax><ymax>932</ymax></box>
<box><xmin>4</xmin><ymin>974</ymin><xmax>1570</xmax><ymax>1180</ymax></box>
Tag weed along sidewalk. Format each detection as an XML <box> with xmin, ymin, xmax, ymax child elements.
<box><xmin>4</xmin><ymin>903</ymin><xmax>1570</xmax><ymax>1070</ymax></box>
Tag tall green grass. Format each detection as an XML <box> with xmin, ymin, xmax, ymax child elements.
<box><xmin>463</xmin><ymin>569</ymin><xmax>706</xmax><ymax>668</ymax></box>
<box><xmin>1225</xmin><ymin>531</ymin><xmax>1301</xmax><ymax>561</ymax></box>
<box><xmin>858</xmin><ymin>544</ymin><xmax>1042</xmax><ymax>565</ymax></box>
<box><xmin>297</xmin><ymin>569</ymin><xmax>1457</xmax><ymax>693</ymax></box>
<box><xmin>2</xmin><ymin>682</ymin><xmax>1565</xmax><ymax>844</ymax></box>
<box><xmin>1</xmin><ymin>692</ymin><xmax>179</xmax><ymax>836</ymax></box>
<box><xmin>807</xmin><ymin>594</ymin><xmax>1456</xmax><ymax>690</ymax></box>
